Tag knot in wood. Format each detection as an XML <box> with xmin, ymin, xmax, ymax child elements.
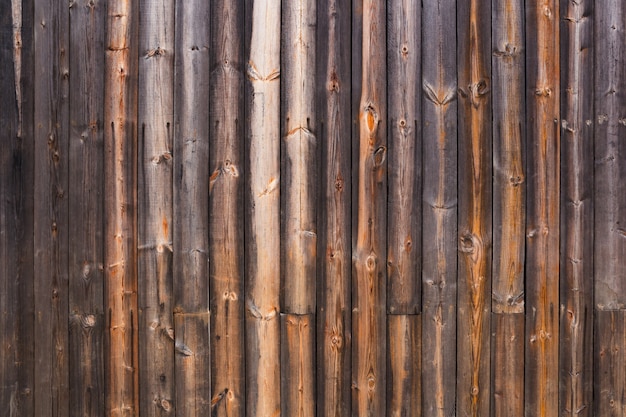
<box><xmin>80</xmin><ymin>314</ymin><xmax>96</xmax><ymax>329</ymax></box>
<box><xmin>365</xmin><ymin>254</ymin><xmax>377</xmax><ymax>272</ymax></box>
<box><xmin>509</xmin><ymin>175</ymin><xmax>524</xmax><ymax>187</ymax></box>
<box><xmin>362</xmin><ymin>104</ymin><xmax>379</xmax><ymax>133</ymax></box>
<box><xmin>373</xmin><ymin>146</ymin><xmax>386</xmax><ymax>168</ymax></box>
<box><xmin>334</xmin><ymin>175</ymin><xmax>344</xmax><ymax>192</ymax></box>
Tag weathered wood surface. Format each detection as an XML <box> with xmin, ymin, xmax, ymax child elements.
<box><xmin>525</xmin><ymin>1</ymin><xmax>560</xmax><ymax>416</ymax></box>
<box><xmin>208</xmin><ymin>0</ymin><xmax>244</xmax><ymax>416</ymax></box>
<box><xmin>33</xmin><ymin>0</ymin><xmax>70</xmax><ymax>415</ymax></box>
<box><xmin>244</xmin><ymin>1</ymin><xmax>281</xmax><ymax>416</ymax></box>
<box><xmin>595</xmin><ymin>310</ymin><xmax>626</xmax><ymax>417</ymax></box>
<box><xmin>492</xmin><ymin>0</ymin><xmax>526</xmax><ymax>314</ymax></box>
<box><xmin>68</xmin><ymin>1</ymin><xmax>106</xmax><ymax>416</ymax></box>
<box><xmin>104</xmin><ymin>0</ymin><xmax>139</xmax><ymax>414</ymax></box>
<box><xmin>492</xmin><ymin>313</ymin><xmax>525</xmax><ymax>417</ymax></box>
<box><xmin>594</xmin><ymin>0</ymin><xmax>626</xmax><ymax>310</ymax></box>
<box><xmin>387</xmin><ymin>315</ymin><xmax>421</xmax><ymax>417</ymax></box>
<box><xmin>421</xmin><ymin>0</ymin><xmax>457</xmax><ymax>416</ymax></box>
<box><xmin>281</xmin><ymin>0</ymin><xmax>318</xmax><ymax>315</ymax></box>
<box><xmin>316</xmin><ymin>0</ymin><xmax>352</xmax><ymax>414</ymax></box>
<box><xmin>137</xmin><ymin>0</ymin><xmax>175</xmax><ymax>415</ymax></box>
<box><xmin>281</xmin><ymin>314</ymin><xmax>315</xmax><ymax>417</ymax></box>
<box><xmin>559</xmin><ymin>0</ymin><xmax>594</xmax><ymax>416</ymax></box>
<box><xmin>352</xmin><ymin>0</ymin><xmax>387</xmax><ymax>415</ymax></box>
<box><xmin>386</xmin><ymin>0</ymin><xmax>421</xmax><ymax>315</ymax></box>
<box><xmin>172</xmin><ymin>0</ymin><xmax>211</xmax><ymax>415</ymax></box>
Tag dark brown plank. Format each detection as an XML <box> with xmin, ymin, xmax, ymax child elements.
<box><xmin>316</xmin><ymin>0</ymin><xmax>352</xmax><ymax>414</ymax></box>
<box><xmin>173</xmin><ymin>0</ymin><xmax>211</xmax><ymax>415</ymax></box>
<box><xmin>67</xmin><ymin>1</ymin><xmax>106</xmax><ymax>416</ymax></box>
<box><xmin>33</xmin><ymin>0</ymin><xmax>70</xmax><ymax>414</ymax></box>
<box><xmin>281</xmin><ymin>314</ymin><xmax>315</xmax><ymax>417</ymax></box>
<box><xmin>386</xmin><ymin>0</ymin><xmax>421</xmax><ymax>315</ymax></box>
<box><xmin>559</xmin><ymin>0</ymin><xmax>594</xmax><ymax>416</ymax></box>
<box><xmin>421</xmin><ymin>0</ymin><xmax>457</xmax><ymax>415</ymax></box>
<box><xmin>594</xmin><ymin>0</ymin><xmax>626</xmax><ymax>310</ymax></box>
<box><xmin>595</xmin><ymin>310</ymin><xmax>626</xmax><ymax>417</ymax></box>
<box><xmin>491</xmin><ymin>0</ymin><xmax>526</xmax><ymax>314</ymax></box>
<box><xmin>387</xmin><ymin>315</ymin><xmax>421</xmax><ymax>417</ymax></box>
<box><xmin>104</xmin><ymin>0</ymin><xmax>139</xmax><ymax>414</ymax></box>
<box><xmin>491</xmin><ymin>313</ymin><xmax>524</xmax><ymax>417</ymax></box>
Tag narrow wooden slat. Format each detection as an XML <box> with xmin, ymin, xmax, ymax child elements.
<box><xmin>387</xmin><ymin>315</ymin><xmax>421</xmax><ymax>417</ymax></box>
<box><xmin>281</xmin><ymin>0</ymin><xmax>317</xmax><ymax>315</ymax></box>
<box><xmin>594</xmin><ymin>310</ymin><xmax>626</xmax><ymax>417</ymax></box>
<box><xmin>491</xmin><ymin>0</ymin><xmax>526</xmax><ymax>314</ymax></box>
<box><xmin>421</xmin><ymin>0</ymin><xmax>457</xmax><ymax>415</ymax></box>
<box><xmin>457</xmin><ymin>0</ymin><xmax>492</xmax><ymax>415</ymax></box>
<box><xmin>559</xmin><ymin>0</ymin><xmax>594</xmax><ymax>416</ymax></box>
<box><xmin>386</xmin><ymin>0</ymin><xmax>421</xmax><ymax>315</ymax></box>
<box><xmin>137</xmin><ymin>0</ymin><xmax>176</xmax><ymax>414</ymax></box>
<box><xmin>68</xmin><ymin>1</ymin><xmax>106</xmax><ymax>416</ymax></box>
<box><xmin>525</xmin><ymin>1</ymin><xmax>560</xmax><ymax>416</ymax></box>
<box><xmin>352</xmin><ymin>0</ymin><xmax>387</xmax><ymax>415</ymax></box>
<box><xmin>104</xmin><ymin>0</ymin><xmax>139</xmax><ymax>414</ymax></box>
<box><xmin>208</xmin><ymin>0</ymin><xmax>244</xmax><ymax>416</ymax></box>
<box><xmin>594</xmin><ymin>0</ymin><xmax>626</xmax><ymax>310</ymax></box>
<box><xmin>491</xmin><ymin>313</ymin><xmax>524</xmax><ymax>417</ymax></box>
<box><xmin>172</xmin><ymin>0</ymin><xmax>211</xmax><ymax>415</ymax></box>
<box><xmin>33</xmin><ymin>0</ymin><xmax>70</xmax><ymax>414</ymax></box>
<box><xmin>281</xmin><ymin>314</ymin><xmax>315</xmax><ymax>417</ymax></box>
<box><xmin>244</xmin><ymin>1</ymin><xmax>281</xmax><ymax>415</ymax></box>
<box><xmin>316</xmin><ymin>0</ymin><xmax>351</xmax><ymax>414</ymax></box>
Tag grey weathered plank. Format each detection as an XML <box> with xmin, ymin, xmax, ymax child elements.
<box><xmin>208</xmin><ymin>0</ymin><xmax>244</xmax><ymax>415</ymax></box>
<box><xmin>559</xmin><ymin>0</ymin><xmax>594</xmax><ymax>416</ymax></box>
<box><xmin>281</xmin><ymin>314</ymin><xmax>315</xmax><ymax>417</ymax></box>
<box><xmin>386</xmin><ymin>0</ymin><xmax>421</xmax><ymax>315</ymax></box>
<box><xmin>68</xmin><ymin>1</ymin><xmax>106</xmax><ymax>416</ymax></box>
<box><xmin>594</xmin><ymin>310</ymin><xmax>626</xmax><ymax>417</ymax></box>
<box><xmin>491</xmin><ymin>313</ymin><xmax>524</xmax><ymax>417</ymax></box>
<box><xmin>421</xmin><ymin>0</ymin><xmax>457</xmax><ymax>416</ymax></box>
<box><xmin>172</xmin><ymin>0</ymin><xmax>211</xmax><ymax>415</ymax></box>
<box><xmin>387</xmin><ymin>315</ymin><xmax>421</xmax><ymax>417</ymax></box>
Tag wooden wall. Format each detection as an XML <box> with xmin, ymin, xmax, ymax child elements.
<box><xmin>0</xmin><ymin>0</ymin><xmax>624</xmax><ymax>416</ymax></box>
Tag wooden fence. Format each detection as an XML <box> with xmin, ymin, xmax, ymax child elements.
<box><xmin>1</xmin><ymin>0</ymin><xmax>624</xmax><ymax>416</ymax></box>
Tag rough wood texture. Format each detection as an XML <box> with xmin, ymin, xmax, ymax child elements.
<box><xmin>352</xmin><ymin>0</ymin><xmax>387</xmax><ymax>416</ymax></box>
<box><xmin>457</xmin><ymin>1</ymin><xmax>492</xmax><ymax>416</ymax></box>
<box><xmin>594</xmin><ymin>0</ymin><xmax>626</xmax><ymax>310</ymax></box>
<box><xmin>172</xmin><ymin>0</ymin><xmax>211</xmax><ymax>415</ymax></box>
<box><xmin>492</xmin><ymin>0</ymin><xmax>526</xmax><ymax>314</ymax></box>
<box><xmin>594</xmin><ymin>310</ymin><xmax>626</xmax><ymax>417</ymax></box>
<box><xmin>525</xmin><ymin>1</ymin><xmax>560</xmax><ymax>416</ymax></box>
<box><xmin>68</xmin><ymin>1</ymin><xmax>105</xmax><ymax>416</ymax></box>
<box><xmin>244</xmin><ymin>1</ymin><xmax>281</xmax><ymax>416</ymax></box>
<box><xmin>281</xmin><ymin>0</ymin><xmax>318</xmax><ymax>315</ymax></box>
<box><xmin>421</xmin><ymin>0</ymin><xmax>457</xmax><ymax>416</ymax></box>
<box><xmin>386</xmin><ymin>0</ymin><xmax>421</xmax><ymax>315</ymax></box>
<box><xmin>137</xmin><ymin>0</ymin><xmax>176</xmax><ymax>414</ymax></box>
<box><xmin>492</xmin><ymin>313</ymin><xmax>524</xmax><ymax>417</ymax></box>
<box><xmin>281</xmin><ymin>314</ymin><xmax>315</xmax><ymax>417</ymax></box>
<box><xmin>34</xmin><ymin>0</ymin><xmax>70</xmax><ymax>415</ymax></box>
<box><xmin>316</xmin><ymin>0</ymin><xmax>352</xmax><ymax>414</ymax></box>
<box><xmin>559</xmin><ymin>0</ymin><xmax>594</xmax><ymax>416</ymax></box>
<box><xmin>387</xmin><ymin>315</ymin><xmax>421</xmax><ymax>417</ymax></box>
<box><xmin>208</xmin><ymin>0</ymin><xmax>244</xmax><ymax>416</ymax></box>
<box><xmin>104</xmin><ymin>0</ymin><xmax>139</xmax><ymax>414</ymax></box>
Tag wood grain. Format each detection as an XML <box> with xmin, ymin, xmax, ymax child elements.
<box><xmin>595</xmin><ymin>310</ymin><xmax>626</xmax><ymax>417</ymax></box>
<box><xmin>387</xmin><ymin>315</ymin><xmax>421</xmax><ymax>417</ymax></box>
<box><xmin>491</xmin><ymin>313</ymin><xmax>524</xmax><ymax>417</ymax></box>
<box><xmin>281</xmin><ymin>314</ymin><xmax>315</xmax><ymax>417</ymax></box>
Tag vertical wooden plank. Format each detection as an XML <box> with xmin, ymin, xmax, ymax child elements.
<box><xmin>172</xmin><ymin>0</ymin><xmax>211</xmax><ymax>415</ymax></box>
<box><xmin>387</xmin><ymin>315</ymin><xmax>421</xmax><ymax>417</ymax></box>
<box><xmin>316</xmin><ymin>0</ymin><xmax>352</xmax><ymax>415</ymax></box>
<box><xmin>281</xmin><ymin>0</ymin><xmax>318</xmax><ymax>315</ymax></box>
<box><xmin>491</xmin><ymin>0</ymin><xmax>526</xmax><ymax>314</ymax></box>
<box><xmin>421</xmin><ymin>0</ymin><xmax>457</xmax><ymax>415</ymax></box>
<box><xmin>525</xmin><ymin>1</ymin><xmax>560</xmax><ymax>416</ymax></box>
<box><xmin>559</xmin><ymin>0</ymin><xmax>594</xmax><ymax>416</ymax></box>
<box><xmin>33</xmin><ymin>0</ymin><xmax>70</xmax><ymax>414</ymax></box>
<box><xmin>281</xmin><ymin>314</ymin><xmax>315</xmax><ymax>417</ymax></box>
<box><xmin>491</xmin><ymin>313</ymin><xmax>525</xmax><ymax>417</ymax></box>
<box><xmin>208</xmin><ymin>0</ymin><xmax>244</xmax><ymax>416</ymax></box>
<box><xmin>594</xmin><ymin>0</ymin><xmax>626</xmax><ymax>310</ymax></box>
<box><xmin>244</xmin><ymin>1</ymin><xmax>281</xmax><ymax>416</ymax></box>
<box><xmin>594</xmin><ymin>310</ymin><xmax>626</xmax><ymax>417</ymax></box>
<box><xmin>137</xmin><ymin>0</ymin><xmax>176</xmax><ymax>415</ymax></box>
<box><xmin>104</xmin><ymin>0</ymin><xmax>139</xmax><ymax>414</ymax></box>
<box><xmin>68</xmin><ymin>1</ymin><xmax>106</xmax><ymax>416</ymax></box>
<box><xmin>386</xmin><ymin>0</ymin><xmax>421</xmax><ymax>314</ymax></box>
